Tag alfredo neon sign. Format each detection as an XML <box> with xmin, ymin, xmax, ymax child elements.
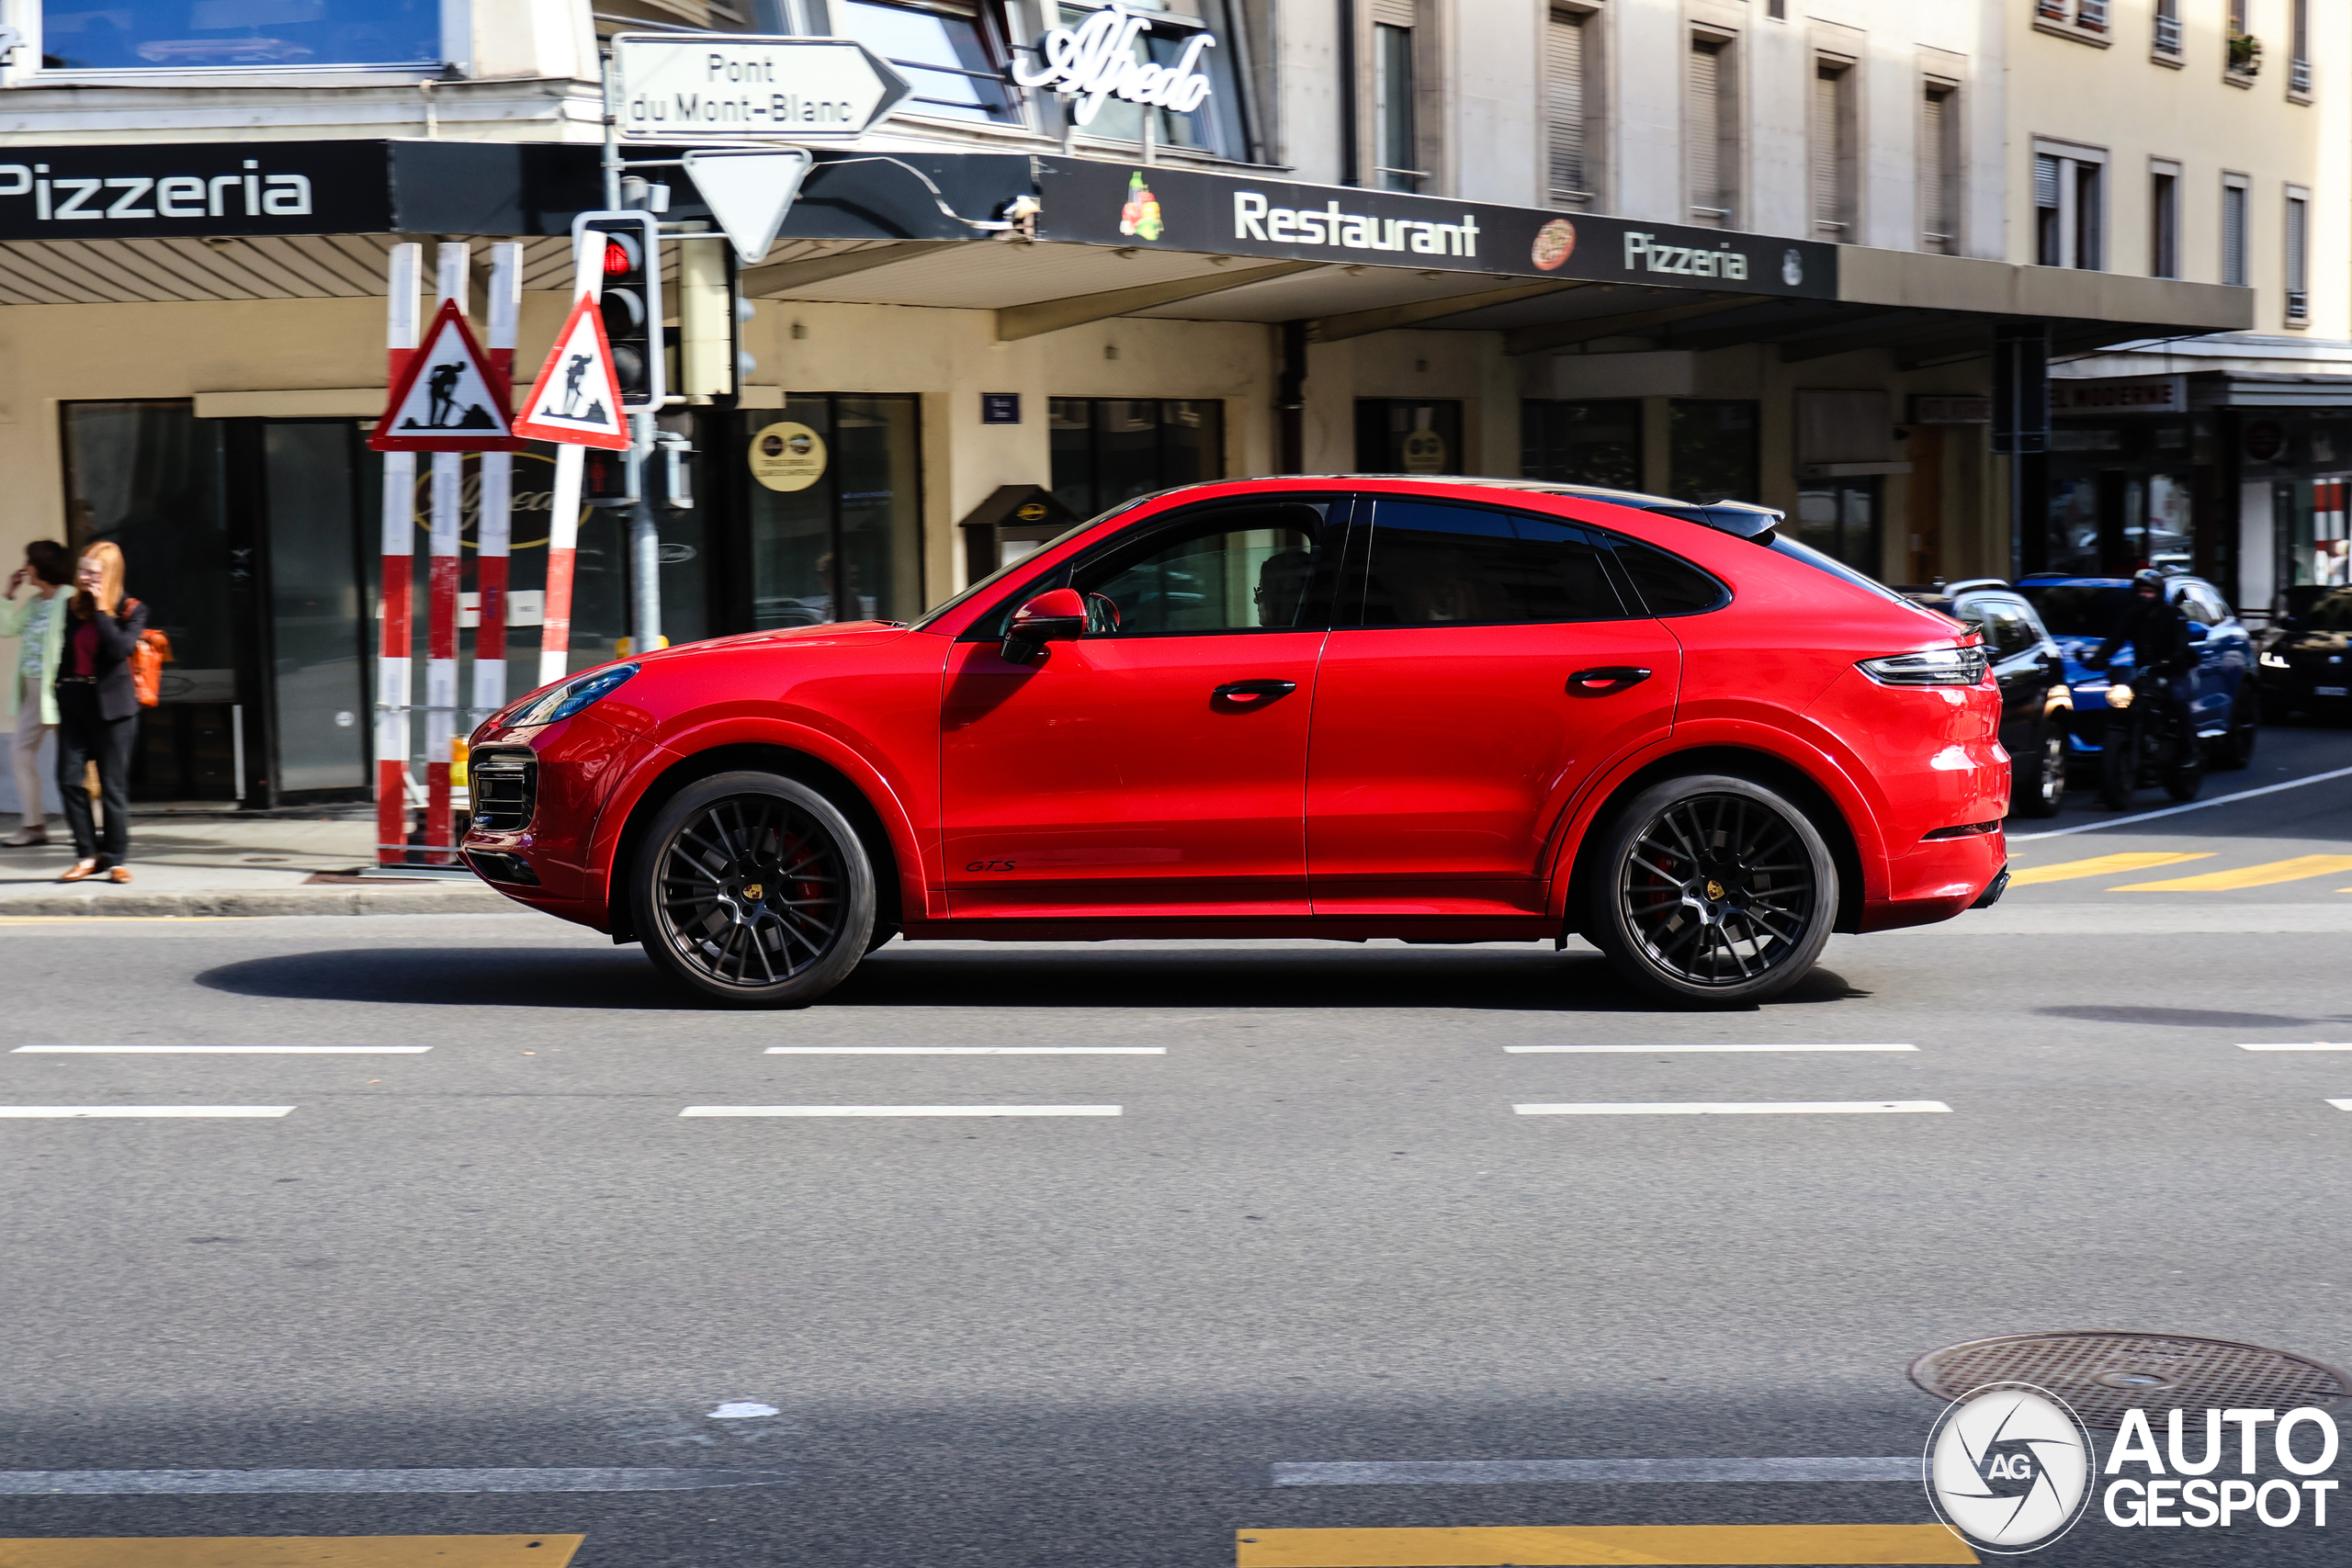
<box><xmin>1013</xmin><ymin>5</ymin><xmax>1216</xmax><ymax>127</ymax></box>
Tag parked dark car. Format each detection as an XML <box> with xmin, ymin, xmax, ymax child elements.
<box><xmin>2016</xmin><ymin>572</ymin><xmax>2259</xmax><ymax>772</ymax></box>
<box><xmin>1905</xmin><ymin>580</ymin><xmax>2072</xmax><ymax>817</ymax></box>
<box><xmin>2258</xmin><ymin>586</ymin><xmax>2352</xmax><ymax>721</ymax></box>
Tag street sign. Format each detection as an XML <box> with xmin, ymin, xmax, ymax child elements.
<box><xmin>514</xmin><ymin>294</ymin><xmax>631</xmax><ymax>450</ymax></box>
<box><xmin>684</xmin><ymin>148</ymin><xmax>816</xmax><ymax>265</ymax></box>
<box><xmin>612</xmin><ymin>33</ymin><xmax>912</xmax><ymax>142</ymax></box>
<box><xmin>369</xmin><ymin>299</ymin><xmax>518</xmax><ymax>453</ymax></box>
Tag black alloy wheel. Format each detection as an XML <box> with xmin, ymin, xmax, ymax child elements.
<box><xmin>2212</xmin><ymin>685</ymin><xmax>2259</xmax><ymax>771</ymax></box>
<box><xmin>1585</xmin><ymin>774</ymin><xmax>1838</xmax><ymax>1006</ymax></box>
<box><xmin>2011</xmin><ymin>721</ymin><xmax>2067</xmax><ymax>818</ymax></box>
<box><xmin>633</xmin><ymin>771</ymin><xmax>876</xmax><ymax>1007</ymax></box>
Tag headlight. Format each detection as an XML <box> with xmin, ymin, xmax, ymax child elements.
<box><xmin>2104</xmin><ymin>682</ymin><xmax>2133</xmax><ymax>710</ymax></box>
<box><xmin>503</xmin><ymin>662</ymin><xmax>639</xmax><ymax>728</ymax></box>
<box><xmin>1858</xmin><ymin>645</ymin><xmax>1989</xmax><ymax>687</ymax></box>
<box><xmin>2260</xmin><ymin>650</ymin><xmax>2291</xmax><ymax>670</ymax></box>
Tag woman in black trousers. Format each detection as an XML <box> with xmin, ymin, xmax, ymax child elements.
<box><xmin>54</xmin><ymin>541</ymin><xmax>147</xmax><ymax>885</ymax></box>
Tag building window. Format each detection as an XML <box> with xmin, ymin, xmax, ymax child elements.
<box><xmin>1036</xmin><ymin>2</ymin><xmax>1251</xmax><ymax>158</ymax></box>
<box><xmin>1372</xmin><ymin>4</ymin><xmax>1421</xmax><ymax>192</ymax></box>
<box><xmin>1689</xmin><ymin>33</ymin><xmax>1737</xmax><ymax>228</ymax></box>
<box><xmin>2150</xmin><ymin>162</ymin><xmax>2180</xmax><ymax>278</ymax></box>
<box><xmin>1809</xmin><ymin>59</ymin><xmax>1855</xmax><ymax>239</ymax></box>
<box><xmin>1920</xmin><ymin>82</ymin><xmax>1959</xmax><ymax>254</ymax></box>
<box><xmin>2285</xmin><ymin>186</ymin><xmax>2310</xmax><ymax>322</ymax></box>
<box><xmin>2033</xmin><ymin>142</ymin><xmax>2106</xmax><ymax>269</ymax></box>
<box><xmin>1051</xmin><ymin>400</ymin><xmax>1225</xmax><ymax>518</ymax></box>
<box><xmin>2290</xmin><ymin>0</ymin><xmax>2312</xmax><ymax>94</ymax></box>
<box><xmin>1356</xmin><ymin>400</ymin><xmax>1464</xmax><ymax>475</ymax></box>
<box><xmin>1522</xmin><ymin>400</ymin><xmax>1643</xmax><ymax>491</ymax></box>
<box><xmin>2222</xmin><ymin>174</ymin><xmax>2250</xmax><ymax>288</ymax></box>
<box><xmin>39</xmin><ymin>0</ymin><xmax>441</xmax><ymax>71</ymax></box>
<box><xmin>1668</xmin><ymin>400</ymin><xmax>1759</xmax><ymax>505</ymax></box>
<box><xmin>1545</xmin><ymin>6</ymin><xmax>1600</xmax><ymax>209</ymax></box>
<box><xmin>2153</xmin><ymin>0</ymin><xmax>2184</xmax><ymax>58</ymax></box>
<box><xmin>1797</xmin><ymin>480</ymin><xmax>1883</xmax><ymax>574</ymax></box>
<box><xmin>825</xmin><ymin>0</ymin><xmax>1020</xmax><ymax>126</ymax></box>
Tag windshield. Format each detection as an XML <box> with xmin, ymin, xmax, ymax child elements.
<box><xmin>2304</xmin><ymin>593</ymin><xmax>2352</xmax><ymax>632</ymax></box>
<box><xmin>2018</xmin><ymin>583</ymin><xmax>2132</xmax><ymax>637</ymax></box>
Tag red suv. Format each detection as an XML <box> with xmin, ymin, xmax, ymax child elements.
<box><xmin>462</xmin><ymin>478</ymin><xmax>2007</xmax><ymax>1007</ymax></box>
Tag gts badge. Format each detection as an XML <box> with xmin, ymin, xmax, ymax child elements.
<box><xmin>964</xmin><ymin>860</ymin><xmax>1017</xmax><ymax>873</ymax></box>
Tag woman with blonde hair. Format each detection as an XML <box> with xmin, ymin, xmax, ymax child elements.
<box><xmin>53</xmin><ymin>541</ymin><xmax>148</xmax><ymax>883</ymax></box>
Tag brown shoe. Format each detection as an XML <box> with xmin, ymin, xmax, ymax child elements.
<box><xmin>107</xmin><ymin>865</ymin><xmax>132</xmax><ymax>884</ymax></box>
<box><xmin>57</xmin><ymin>859</ymin><xmax>100</xmax><ymax>883</ymax></box>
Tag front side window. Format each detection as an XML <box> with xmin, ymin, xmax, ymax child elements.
<box><xmin>1079</xmin><ymin>501</ymin><xmax>1336</xmax><ymax>637</ymax></box>
<box><xmin>40</xmin><ymin>0</ymin><xmax>441</xmax><ymax>71</ymax></box>
<box><xmin>1359</xmin><ymin>500</ymin><xmax>1628</xmax><ymax>627</ymax></box>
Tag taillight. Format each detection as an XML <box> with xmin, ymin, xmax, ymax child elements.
<box><xmin>1858</xmin><ymin>645</ymin><xmax>1989</xmax><ymax>687</ymax></box>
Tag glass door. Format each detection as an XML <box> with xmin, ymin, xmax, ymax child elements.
<box><xmin>262</xmin><ymin>422</ymin><xmax>370</xmax><ymax>798</ymax></box>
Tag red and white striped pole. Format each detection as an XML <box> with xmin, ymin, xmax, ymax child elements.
<box><xmin>472</xmin><ymin>242</ymin><xmax>523</xmax><ymax>732</ymax></box>
<box><xmin>537</xmin><ymin>230</ymin><xmax>604</xmax><ymax>689</ymax></box>
<box><xmin>424</xmin><ymin>242</ymin><xmax>469</xmax><ymax>864</ymax></box>
<box><xmin>376</xmin><ymin>243</ymin><xmax>422</xmax><ymax>867</ymax></box>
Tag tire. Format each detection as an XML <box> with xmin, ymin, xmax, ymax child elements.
<box><xmin>631</xmin><ymin>771</ymin><xmax>876</xmax><ymax>1008</ymax></box>
<box><xmin>1583</xmin><ymin>773</ymin><xmax>1838</xmax><ymax>1007</ymax></box>
<box><xmin>2163</xmin><ymin>743</ymin><xmax>2205</xmax><ymax>801</ymax></box>
<box><xmin>2098</xmin><ymin>716</ymin><xmax>2135</xmax><ymax>807</ymax></box>
<box><xmin>2212</xmin><ymin>685</ymin><xmax>2259</xmax><ymax>771</ymax></box>
<box><xmin>2010</xmin><ymin>721</ymin><xmax>2067</xmax><ymax>818</ymax></box>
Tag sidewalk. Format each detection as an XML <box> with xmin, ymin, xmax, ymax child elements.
<box><xmin>0</xmin><ymin>808</ymin><xmax>516</xmax><ymax>917</ymax></box>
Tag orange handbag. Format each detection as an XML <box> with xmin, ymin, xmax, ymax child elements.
<box><xmin>121</xmin><ymin>599</ymin><xmax>172</xmax><ymax>708</ymax></box>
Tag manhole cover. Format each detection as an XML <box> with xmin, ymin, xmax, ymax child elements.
<box><xmin>1909</xmin><ymin>1332</ymin><xmax>2351</xmax><ymax>1427</ymax></box>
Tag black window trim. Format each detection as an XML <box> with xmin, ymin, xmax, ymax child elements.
<box><xmin>955</xmin><ymin>493</ymin><xmax>1353</xmax><ymax>642</ymax></box>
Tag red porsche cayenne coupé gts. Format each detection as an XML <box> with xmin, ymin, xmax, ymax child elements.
<box><xmin>460</xmin><ymin>477</ymin><xmax>2008</xmax><ymax>1007</ymax></box>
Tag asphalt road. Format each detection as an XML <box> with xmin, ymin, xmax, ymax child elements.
<box><xmin>3</xmin><ymin>725</ymin><xmax>2350</xmax><ymax>1568</ymax></box>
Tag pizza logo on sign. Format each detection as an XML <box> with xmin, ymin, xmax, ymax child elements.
<box><xmin>1531</xmin><ymin>218</ymin><xmax>1577</xmax><ymax>272</ymax></box>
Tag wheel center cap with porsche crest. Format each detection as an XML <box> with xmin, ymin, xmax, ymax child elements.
<box><xmin>741</xmin><ymin>884</ymin><xmax>763</xmax><ymax>902</ymax></box>
<box><xmin>1704</xmin><ymin>879</ymin><xmax>1726</xmax><ymax>901</ymax></box>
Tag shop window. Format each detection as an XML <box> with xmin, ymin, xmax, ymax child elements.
<box><xmin>1668</xmin><ymin>400</ymin><xmax>1758</xmax><ymax>505</ymax></box>
<box><xmin>744</xmin><ymin>395</ymin><xmax>924</xmax><ymax>628</ymax></box>
<box><xmin>39</xmin><ymin>0</ymin><xmax>442</xmax><ymax>72</ymax></box>
<box><xmin>1041</xmin><ymin>2</ymin><xmax>1253</xmax><ymax>162</ymax></box>
<box><xmin>1795</xmin><ymin>479</ymin><xmax>1882</xmax><ymax>575</ymax></box>
<box><xmin>1356</xmin><ymin>400</ymin><xmax>1464</xmax><ymax>476</ymax></box>
<box><xmin>1051</xmin><ymin>399</ymin><xmax>1225</xmax><ymax>518</ymax></box>
<box><xmin>1521</xmin><ymin>400</ymin><xmax>1642</xmax><ymax>491</ymax></box>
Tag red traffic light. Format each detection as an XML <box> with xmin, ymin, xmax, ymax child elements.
<box><xmin>602</xmin><ymin>237</ymin><xmax>638</xmax><ymax>276</ymax></box>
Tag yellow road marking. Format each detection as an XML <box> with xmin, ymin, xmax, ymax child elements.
<box><xmin>1235</xmin><ymin>1524</ymin><xmax>1976</xmax><ymax>1566</ymax></box>
<box><xmin>2006</xmin><ymin>852</ymin><xmax>2210</xmax><ymax>886</ymax></box>
<box><xmin>2112</xmin><ymin>853</ymin><xmax>2352</xmax><ymax>891</ymax></box>
<box><xmin>0</xmin><ymin>1539</ymin><xmax>580</xmax><ymax>1568</ymax></box>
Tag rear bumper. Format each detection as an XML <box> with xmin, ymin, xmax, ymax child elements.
<box><xmin>1857</xmin><ymin>830</ymin><xmax>2008</xmax><ymax>932</ymax></box>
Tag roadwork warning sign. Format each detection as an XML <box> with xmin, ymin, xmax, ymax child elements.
<box><xmin>369</xmin><ymin>299</ymin><xmax>519</xmax><ymax>453</ymax></box>
<box><xmin>513</xmin><ymin>295</ymin><xmax>632</xmax><ymax>451</ymax></box>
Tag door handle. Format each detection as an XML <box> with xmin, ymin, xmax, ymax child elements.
<box><xmin>1566</xmin><ymin>666</ymin><xmax>1653</xmax><ymax>696</ymax></box>
<box><xmin>1212</xmin><ymin>679</ymin><xmax>1298</xmax><ymax>705</ymax></box>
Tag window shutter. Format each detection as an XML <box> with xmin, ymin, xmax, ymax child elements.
<box><xmin>1689</xmin><ymin>41</ymin><xmax>1722</xmax><ymax>222</ymax></box>
<box><xmin>1811</xmin><ymin>66</ymin><xmax>1843</xmax><ymax>232</ymax></box>
<box><xmin>1370</xmin><ymin>0</ymin><xmax>1416</xmax><ymax>25</ymax></box>
<box><xmin>2034</xmin><ymin>153</ymin><xmax>2060</xmax><ymax>210</ymax></box>
<box><xmin>1546</xmin><ymin>11</ymin><xmax>1588</xmax><ymax>203</ymax></box>
<box><xmin>1920</xmin><ymin>91</ymin><xmax>1947</xmax><ymax>250</ymax></box>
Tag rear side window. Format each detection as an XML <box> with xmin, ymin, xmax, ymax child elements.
<box><xmin>1608</xmin><ymin>538</ymin><xmax>1729</xmax><ymax>616</ymax></box>
<box><xmin>1359</xmin><ymin>499</ymin><xmax>1628</xmax><ymax>626</ymax></box>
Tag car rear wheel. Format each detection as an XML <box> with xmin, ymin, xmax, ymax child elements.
<box><xmin>2010</xmin><ymin>722</ymin><xmax>2067</xmax><ymax>818</ymax></box>
<box><xmin>1584</xmin><ymin>774</ymin><xmax>1838</xmax><ymax>1007</ymax></box>
<box><xmin>632</xmin><ymin>772</ymin><xmax>876</xmax><ymax>1008</ymax></box>
<box><xmin>2212</xmin><ymin>685</ymin><xmax>2259</xmax><ymax>771</ymax></box>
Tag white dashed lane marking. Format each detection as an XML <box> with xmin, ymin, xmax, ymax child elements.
<box><xmin>2241</xmin><ymin>1043</ymin><xmax>2352</xmax><ymax>1051</ymax></box>
<box><xmin>1506</xmin><ymin>1043</ymin><xmax>1917</xmax><ymax>1054</ymax></box>
<box><xmin>679</xmin><ymin>1104</ymin><xmax>1122</xmax><ymax>1117</ymax></box>
<box><xmin>1513</xmin><ymin>1101</ymin><xmax>1951</xmax><ymax>1116</ymax></box>
<box><xmin>0</xmin><ymin>1467</ymin><xmax>785</xmax><ymax>1494</ymax></box>
<box><xmin>0</xmin><ymin>1106</ymin><xmax>294</xmax><ymax>1118</ymax></box>
<box><xmin>11</xmin><ymin>1045</ymin><xmax>429</xmax><ymax>1055</ymax></box>
<box><xmin>1272</xmin><ymin>1457</ymin><xmax>1918</xmax><ymax>1485</ymax></box>
<box><xmin>763</xmin><ymin>1046</ymin><xmax>1163</xmax><ymax>1055</ymax></box>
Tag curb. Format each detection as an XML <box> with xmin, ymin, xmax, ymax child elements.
<box><xmin>0</xmin><ymin>886</ymin><xmax>524</xmax><ymax>918</ymax></box>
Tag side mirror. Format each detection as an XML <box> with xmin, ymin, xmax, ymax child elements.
<box><xmin>1002</xmin><ymin>587</ymin><xmax>1087</xmax><ymax>662</ymax></box>
<box><xmin>2185</xmin><ymin>622</ymin><xmax>2210</xmax><ymax>643</ymax></box>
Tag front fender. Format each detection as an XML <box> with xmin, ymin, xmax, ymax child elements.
<box><xmin>585</xmin><ymin>712</ymin><xmax>942</xmax><ymax>922</ymax></box>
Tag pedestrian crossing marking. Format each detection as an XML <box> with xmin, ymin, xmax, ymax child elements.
<box><xmin>2111</xmin><ymin>853</ymin><xmax>2352</xmax><ymax>891</ymax></box>
<box><xmin>1234</xmin><ymin>1524</ymin><xmax>1976</xmax><ymax>1565</ymax></box>
<box><xmin>0</xmin><ymin>1539</ymin><xmax>582</xmax><ymax>1567</ymax></box>
<box><xmin>2007</xmin><ymin>852</ymin><xmax>2210</xmax><ymax>886</ymax></box>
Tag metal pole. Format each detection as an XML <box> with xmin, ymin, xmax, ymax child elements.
<box><xmin>473</xmin><ymin>243</ymin><xmax>522</xmax><ymax>733</ymax></box>
<box><xmin>375</xmin><ymin>243</ymin><xmax>421</xmax><ymax>866</ymax></box>
<box><xmin>425</xmin><ymin>242</ymin><xmax>469</xmax><ymax>864</ymax></box>
<box><xmin>537</xmin><ymin>231</ymin><xmax>602</xmax><ymax>690</ymax></box>
<box><xmin>628</xmin><ymin>411</ymin><xmax>663</xmax><ymax>656</ymax></box>
<box><xmin>602</xmin><ymin>47</ymin><xmax>624</xmax><ymax>211</ymax></box>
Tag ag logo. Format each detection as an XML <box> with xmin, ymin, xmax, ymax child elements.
<box><xmin>1781</xmin><ymin>248</ymin><xmax>1805</xmax><ymax>288</ymax></box>
<box><xmin>1923</xmin><ymin>1382</ymin><xmax>2094</xmax><ymax>1554</ymax></box>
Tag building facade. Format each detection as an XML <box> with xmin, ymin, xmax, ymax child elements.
<box><xmin>0</xmin><ymin>0</ymin><xmax>2252</xmax><ymax>817</ymax></box>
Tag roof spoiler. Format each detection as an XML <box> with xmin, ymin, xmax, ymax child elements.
<box><xmin>1640</xmin><ymin>502</ymin><xmax>1783</xmax><ymax>545</ymax></box>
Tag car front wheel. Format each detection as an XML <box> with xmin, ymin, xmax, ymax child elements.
<box><xmin>632</xmin><ymin>771</ymin><xmax>876</xmax><ymax>1007</ymax></box>
<box><xmin>1583</xmin><ymin>774</ymin><xmax>1838</xmax><ymax>1007</ymax></box>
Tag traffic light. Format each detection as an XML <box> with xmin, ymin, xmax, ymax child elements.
<box><xmin>578</xmin><ymin>212</ymin><xmax>663</xmax><ymax>410</ymax></box>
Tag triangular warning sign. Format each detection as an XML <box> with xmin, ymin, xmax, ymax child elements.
<box><xmin>369</xmin><ymin>299</ymin><xmax>520</xmax><ymax>453</ymax></box>
<box><xmin>513</xmin><ymin>294</ymin><xmax>632</xmax><ymax>450</ymax></box>
<box><xmin>685</xmin><ymin>148</ymin><xmax>814</xmax><ymax>266</ymax></box>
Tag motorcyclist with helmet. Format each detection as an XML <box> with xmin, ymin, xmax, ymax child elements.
<box><xmin>2086</xmin><ymin>569</ymin><xmax>2197</xmax><ymax>807</ymax></box>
